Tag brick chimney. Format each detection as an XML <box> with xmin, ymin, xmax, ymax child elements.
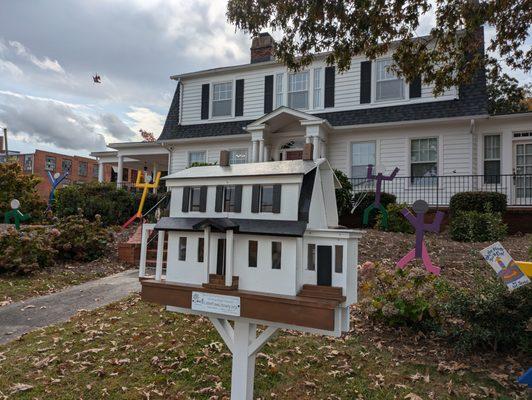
<box><xmin>219</xmin><ymin>150</ymin><xmax>230</xmax><ymax>167</ymax></box>
<box><xmin>302</xmin><ymin>143</ymin><xmax>314</xmax><ymax>161</ymax></box>
<box><xmin>250</xmin><ymin>33</ymin><xmax>275</xmax><ymax>64</ymax></box>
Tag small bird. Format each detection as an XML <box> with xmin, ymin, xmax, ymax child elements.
<box><xmin>93</xmin><ymin>74</ymin><xmax>101</xmax><ymax>84</ymax></box>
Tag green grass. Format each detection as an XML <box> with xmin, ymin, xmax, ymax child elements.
<box><xmin>0</xmin><ymin>295</ymin><xmax>525</xmax><ymax>399</ymax></box>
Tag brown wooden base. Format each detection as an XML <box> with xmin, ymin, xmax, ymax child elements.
<box><xmin>202</xmin><ymin>274</ymin><xmax>239</xmax><ymax>290</ymax></box>
<box><xmin>141</xmin><ymin>279</ymin><xmax>343</xmax><ymax>331</ymax></box>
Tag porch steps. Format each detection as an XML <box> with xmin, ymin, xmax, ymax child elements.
<box><xmin>298</xmin><ymin>284</ymin><xmax>345</xmax><ymax>302</ymax></box>
<box><xmin>202</xmin><ymin>274</ymin><xmax>239</xmax><ymax>291</ymax></box>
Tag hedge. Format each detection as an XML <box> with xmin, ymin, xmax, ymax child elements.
<box><xmin>449</xmin><ymin>191</ymin><xmax>507</xmax><ymax>215</ymax></box>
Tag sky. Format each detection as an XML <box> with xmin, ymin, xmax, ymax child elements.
<box><xmin>0</xmin><ymin>0</ymin><xmax>530</xmax><ymax>158</ymax></box>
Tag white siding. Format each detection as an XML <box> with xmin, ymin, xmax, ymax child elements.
<box><xmin>170</xmin><ymin>140</ymin><xmax>251</xmax><ymax>172</ymax></box>
<box><xmin>443</xmin><ymin>134</ymin><xmax>472</xmax><ymax>175</ymax></box>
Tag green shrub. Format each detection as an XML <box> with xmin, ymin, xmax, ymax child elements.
<box><xmin>0</xmin><ymin>228</ymin><xmax>56</xmax><ymax>275</ymax></box>
<box><xmin>375</xmin><ymin>203</ymin><xmax>415</xmax><ymax>233</ymax></box>
<box><xmin>450</xmin><ymin>204</ymin><xmax>507</xmax><ymax>242</ymax></box>
<box><xmin>449</xmin><ymin>191</ymin><xmax>507</xmax><ymax>215</ymax></box>
<box><xmin>52</xmin><ymin>214</ymin><xmax>113</xmax><ymax>262</ymax></box>
<box><xmin>353</xmin><ymin>191</ymin><xmax>396</xmax><ymax>226</ymax></box>
<box><xmin>333</xmin><ymin>169</ymin><xmax>353</xmax><ymax>216</ymax></box>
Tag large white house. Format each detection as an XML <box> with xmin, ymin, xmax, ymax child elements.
<box><xmin>92</xmin><ymin>29</ymin><xmax>532</xmax><ymax>207</ymax></box>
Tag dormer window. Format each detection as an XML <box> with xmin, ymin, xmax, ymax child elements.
<box><xmin>288</xmin><ymin>71</ymin><xmax>309</xmax><ymax>109</ymax></box>
<box><xmin>260</xmin><ymin>185</ymin><xmax>274</xmax><ymax>212</ymax></box>
<box><xmin>182</xmin><ymin>186</ymin><xmax>207</xmax><ymax>212</ymax></box>
<box><xmin>223</xmin><ymin>185</ymin><xmax>237</xmax><ymax>212</ymax></box>
<box><xmin>376</xmin><ymin>59</ymin><xmax>404</xmax><ymax>101</ymax></box>
<box><xmin>212</xmin><ymin>82</ymin><xmax>232</xmax><ymax>117</ymax></box>
<box><xmin>251</xmin><ymin>184</ymin><xmax>281</xmax><ymax>213</ymax></box>
<box><xmin>189</xmin><ymin>186</ymin><xmax>202</xmax><ymax>211</ymax></box>
<box><xmin>215</xmin><ymin>185</ymin><xmax>243</xmax><ymax>213</ymax></box>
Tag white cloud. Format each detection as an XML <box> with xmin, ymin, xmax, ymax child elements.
<box><xmin>8</xmin><ymin>40</ymin><xmax>65</xmax><ymax>74</ymax></box>
<box><xmin>126</xmin><ymin>106</ymin><xmax>165</xmax><ymax>138</ymax></box>
<box><xmin>0</xmin><ymin>59</ymin><xmax>23</xmax><ymax>78</ymax></box>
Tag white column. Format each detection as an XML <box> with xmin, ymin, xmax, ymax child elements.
<box><xmin>264</xmin><ymin>145</ymin><xmax>270</xmax><ymax>162</ymax></box>
<box><xmin>231</xmin><ymin>321</ymin><xmax>257</xmax><ymax>400</ymax></box>
<box><xmin>155</xmin><ymin>230</ymin><xmax>165</xmax><ymax>281</ymax></box>
<box><xmin>252</xmin><ymin>140</ymin><xmax>259</xmax><ymax>163</ymax></box>
<box><xmin>204</xmin><ymin>226</ymin><xmax>211</xmax><ymax>284</ymax></box>
<box><xmin>225</xmin><ymin>229</ymin><xmax>234</xmax><ymax>287</ymax></box>
<box><xmin>152</xmin><ymin>162</ymin><xmax>158</xmax><ymax>194</ymax></box>
<box><xmin>321</xmin><ymin>140</ymin><xmax>327</xmax><ymax>159</ymax></box>
<box><xmin>312</xmin><ymin>136</ymin><xmax>319</xmax><ymax>160</ymax></box>
<box><xmin>258</xmin><ymin>139</ymin><xmax>264</xmax><ymax>163</ymax></box>
<box><xmin>98</xmin><ymin>160</ymin><xmax>104</xmax><ymax>183</ymax></box>
<box><xmin>139</xmin><ymin>225</ymin><xmax>150</xmax><ymax>278</ymax></box>
<box><xmin>117</xmin><ymin>155</ymin><xmax>124</xmax><ymax>188</ymax></box>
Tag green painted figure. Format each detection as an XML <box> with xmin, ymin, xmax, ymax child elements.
<box><xmin>4</xmin><ymin>199</ymin><xmax>30</xmax><ymax>230</ymax></box>
<box><xmin>362</xmin><ymin>165</ymin><xmax>399</xmax><ymax>229</ymax></box>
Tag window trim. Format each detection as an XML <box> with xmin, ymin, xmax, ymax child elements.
<box><xmin>374</xmin><ymin>58</ymin><xmax>406</xmax><ymax>103</ymax></box>
<box><xmin>287</xmin><ymin>70</ymin><xmax>310</xmax><ymax>110</ymax></box>
<box><xmin>409</xmin><ymin>137</ymin><xmax>439</xmax><ymax>187</ymax></box>
<box><xmin>188</xmin><ymin>150</ymin><xmax>207</xmax><ymax>166</ymax></box>
<box><xmin>210</xmin><ymin>80</ymin><xmax>234</xmax><ymax>119</ymax></box>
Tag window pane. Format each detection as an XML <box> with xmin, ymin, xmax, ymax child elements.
<box><xmin>224</xmin><ymin>185</ymin><xmax>236</xmax><ymax>212</ymax></box>
<box><xmin>45</xmin><ymin>157</ymin><xmax>56</xmax><ymax>171</ymax></box>
<box><xmin>212</xmin><ymin>99</ymin><xmax>232</xmax><ymax>117</ymax></box>
<box><xmin>484</xmin><ymin>135</ymin><xmax>500</xmax><ymax>160</ymax></box>
<box><xmin>288</xmin><ymin>92</ymin><xmax>308</xmax><ymax>109</ymax></box>
<box><xmin>189</xmin><ymin>151</ymin><xmax>206</xmax><ymax>166</ymax></box>
<box><xmin>229</xmin><ymin>149</ymin><xmax>248</xmax><ymax>164</ymax></box>
<box><xmin>288</xmin><ymin>71</ymin><xmax>309</xmax><ymax>109</ymax></box>
<box><xmin>93</xmin><ymin>164</ymin><xmax>99</xmax><ymax>178</ymax></box>
<box><xmin>260</xmin><ymin>185</ymin><xmax>274</xmax><ymax>212</ymax></box>
<box><xmin>179</xmin><ymin>237</ymin><xmax>187</xmax><ymax>261</ymax></box>
<box><xmin>248</xmin><ymin>240</ymin><xmax>258</xmax><ymax>268</ymax></box>
<box><xmin>313</xmin><ymin>68</ymin><xmax>321</xmax><ymax>108</ymax></box>
<box><xmin>271</xmin><ymin>241</ymin><xmax>281</xmax><ymax>269</ymax></box>
<box><xmin>376</xmin><ymin>60</ymin><xmax>404</xmax><ymax>101</ymax></box>
<box><xmin>275</xmin><ymin>73</ymin><xmax>284</xmax><ymax>107</ymax></box>
<box><xmin>307</xmin><ymin>244</ymin><xmax>315</xmax><ymax>270</ymax></box>
<box><xmin>197</xmin><ymin>237</ymin><xmax>204</xmax><ymax>262</ymax></box>
<box><xmin>190</xmin><ymin>187</ymin><xmax>201</xmax><ymax>211</ymax></box>
<box><xmin>411</xmin><ymin>138</ymin><xmax>437</xmax><ymax>162</ymax></box>
<box><xmin>212</xmin><ymin>82</ymin><xmax>232</xmax><ymax>117</ymax></box>
<box><xmin>351</xmin><ymin>142</ymin><xmax>376</xmax><ymax>178</ymax></box>
<box><xmin>484</xmin><ymin>160</ymin><xmax>501</xmax><ymax>184</ymax></box>
<box><xmin>62</xmin><ymin>159</ymin><xmax>72</xmax><ymax>172</ymax></box>
<box><xmin>335</xmin><ymin>245</ymin><xmax>343</xmax><ymax>273</ymax></box>
<box><xmin>411</xmin><ymin>163</ymin><xmax>438</xmax><ymax>186</ymax></box>
<box><xmin>79</xmin><ymin>162</ymin><xmax>87</xmax><ymax>176</ymax></box>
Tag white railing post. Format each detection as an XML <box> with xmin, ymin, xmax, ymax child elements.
<box><xmin>155</xmin><ymin>230</ymin><xmax>165</xmax><ymax>281</ymax></box>
<box><xmin>139</xmin><ymin>223</ymin><xmax>156</xmax><ymax>278</ymax></box>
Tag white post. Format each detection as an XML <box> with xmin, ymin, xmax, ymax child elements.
<box><xmin>258</xmin><ymin>140</ymin><xmax>264</xmax><ymax>163</ymax></box>
<box><xmin>264</xmin><ymin>145</ymin><xmax>270</xmax><ymax>162</ymax></box>
<box><xmin>225</xmin><ymin>229</ymin><xmax>234</xmax><ymax>287</ymax></box>
<box><xmin>252</xmin><ymin>140</ymin><xmax>258</xmax><ymax>163</ymax></box>
<box><xmin>98</xmin><ymin>160</ymin><xmax>104</xmax><ymax>183</ymax></box>
<box><xmin>139</xmin><ymin>225</ymin><xmax>149</xmax><ymax>278</ymax></box>
<box><xmin>312</xmin><ymin>136</ymin><xmax>319</xmax><ymax>160</ymax></box>
<box><xmin>231</xmin><ymin>321</ymin><xmax>257</xmax><ymax>400</ymax></box>
<box><xmin>117</xmin><ymin>155</ymin><xmax>124</xmax><ymax>188</ymax></box>
<box><xmin>204</xmin><ymin>226</ymin><xmax>211</xmax><ymax>284</ymax></box>
<box><xmin>321</xmin><ymin>139</ymin><xmax>327</xmax><ymax>159</ymax></box>
<box><xmin>152</xmin><ymin>162</ymin><xmax>158</xmax><ymax>194</ymax></box>
<box><xmin>155</xmin><ymin>230</ymin><xmax>165</xmax><ymax>281</ymax></box>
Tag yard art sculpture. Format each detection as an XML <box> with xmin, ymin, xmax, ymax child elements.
<box><xmin>122</xmin><ymin>170</ymin><xmax>162</xmax><ymax>228</ymax></box>
<box><xmin>362</xmin><ymin>164</ymin><xmax>399</xmax><ymax>229</ymax></box>
<box><xmin>4</xmin><ymin>199</ymin><xmax>30</xmax><ymax>230</ymax></box>
<box><xmin>47</xmin><ymin>171</ymin><xmax>69</xmax><ymax>209</ymax></box>
<box><xmin>396</xmin><ymin>200</ymin><xmax>444</xmax><ymax>275</ymax></box>
<box><xmin>480</xmin><ymin>242</ymin><xmax>530</xmax><ymax>291</ymax></box>
<box><xmin>517</xmin><ymin>368</ymin><xmax>532</xmax><ymax>388</ymax></box>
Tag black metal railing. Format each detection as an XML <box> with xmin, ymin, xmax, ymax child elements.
<box><xmin>350</xmin><ymin>174</ymin><xmax>532</xmax><ymax>208</ymax></box>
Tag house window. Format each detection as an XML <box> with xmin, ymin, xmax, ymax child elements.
<box><xmin>78</xmin><ymin>161</ymin><xmax>88</xmax><ymax>177</ymax></box>
<box><xmin>411</xmin><ymin>138</ymin><xmax>438</xmax><ymax>185</ymax></box>
<box><xmin>351</xmin><ymin>142</ymin><xmax>376</xmax><ymax>179</ymax></box>
<box><xmin>260</xmin><ymin>185</ymin><xmax>274</xmax><ymax>212</ymax></box>
<box><xmin>212</xmin><ymin>82</ymin><xmax>232</xmax><ymax>117</ymax></box>
<box><xmin>45</xmin><ymin>156</ymin><xmax>56</xmax><ymax>171</ymax></box>
<box><xmin>223</xmin><ymin>185</ymin><xmax>237</xmax><ymax>212</ymax></box>
<box><xmin>248</xmin><ymin>240</ymin><xmax>258</xmax><ymax>268</ymax></box>
<box><xmin>335</xmin><ymin>245</ymin><xmax>343</xmax><ymax>273</ymax></box>
<box><xmin>307</xmin><ymin>244</ymin><xmax>316</xmax><ymax>270</ymax></box>
<box><xmin>61</xmin><ymin>159</ymin><xmax>72</xmax><ymax>173</ymax></box>
<box><xmin>189</xmin><ymin>187</ymin><xmax>202</xmax><ymax>211</ymax></box>
<box><xmin>376</xmin><ymin>59</ymin><xmax>404</xmax><ymax>101</ymax></box>
<box><xmin>313</xmin><ymin>68</ymin><xmax>322</xmax><ymax>108</ymax></box>
<box><xmin>275</xmin><ymin>73</ymin><xmax>284</xmax><ymax>107</ymax></box>
<box><xmin>271</xmin><ymin>241</ymin><xmax>282</xmax><ymax>269</ymax></box>
<box><xmin>123</xmin><ymin>168</ymin><xmax>129</xmax><ymax>182</ymax></box>
<box><xmin>188</xmin><ymin>151</ymin><xmax>206</xmax><ymax>166</ymax></box>
<box><xmin>229</xmin><ymin>149</ymin><xmax>248</xmax><ymax>165</ymax></box>
<box><xmin>178</xmin><ymin>237</ymin><xmax>187</xmax><ymax>261</ymax></box>
<box><xmin>24</xmin><ymin>155</ymin><xmax>33</xmax><ymax>172</ymax></box>
<box><xmin>484</xmin><ymin>135</ymin><xmax>501</xmax><ymax>184</ymax></box>
<box><xmin>93</xmin><ymin>164</ymin><xmax>99</xmax><ymax>178</ymax></box>
<box><xmin>197</xmin><ymin>238</ymin><xmax>204</xmax><ymax>262</ymax></box>
<box><xmin>288</xmin><ymin>71</ymin><xmax>309</xmax><ymax>109</ymax></box>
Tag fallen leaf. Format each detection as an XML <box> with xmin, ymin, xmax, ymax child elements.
<box><xmin>10</xmin><ymin>383</ymin><xmax>33</xmax><ymax>394</ymax></box>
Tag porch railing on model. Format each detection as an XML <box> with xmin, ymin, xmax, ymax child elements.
<box><xmin>349</xmin><ymin>174</ymin><xmax>532</xmax><ymax>208</ymax></box>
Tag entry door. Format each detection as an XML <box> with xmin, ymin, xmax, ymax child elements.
<box><xmin>317</xmin><ymin>245</ymin><xmax>332</xmax><ymax>286</ymax></box>
<box><xmin>515</xmin><ymin>143</ymin><xmax>532</xmax><ymax>203</ymax></box>
<box><xmin>216</xmin><ymin>239</ymin><xmax>226</xmax><ymax>276</ymax></box>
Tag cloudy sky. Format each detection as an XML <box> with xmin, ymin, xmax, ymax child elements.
<box><xmin>0</xmin><ymin>1</ymin><xmax>530</xmax><ymax>158</ymax></box>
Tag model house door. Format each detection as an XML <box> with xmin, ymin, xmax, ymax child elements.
<box><xmin>515</xmin><ymin>143</ymin><xmax>532</xmax><ymax>203</ymax></box>
<box><xmin>317</xmin><ymin>245</ymin><xmax>332</xmax><ymax>286</ymax></box>
<box><xmin>216</xmin><ymin>239</ymin><xmax>226</xmax><ymax>275</ymax></box>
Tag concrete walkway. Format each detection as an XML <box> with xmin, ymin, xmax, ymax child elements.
<box><xmin>0</xmin><ymin>269</ymin><xmax>140</xmax><ymax>345</ymax></box>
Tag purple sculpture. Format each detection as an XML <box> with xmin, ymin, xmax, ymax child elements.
<box><xmin>396</xmin><ymin>200</ymin><xmax>444</xmax><ymax>275</ymax></box>
<box><xmin>362</xmin><ymin>165</ymin><xmax>399</xmax><ymax>228</ymax></box>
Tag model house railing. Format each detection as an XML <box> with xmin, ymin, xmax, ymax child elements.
<box><xmin>349</xmin><ymin>174</ymin><xmax>532</xmax><ymax>208</ymax></box>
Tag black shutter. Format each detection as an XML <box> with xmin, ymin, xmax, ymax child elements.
<box><xmin>215</xmin><ymin>186</ymin><xmax>224</xmax><ymax>212</ymax></box>
<box><xmin>199</xmin><ymin>186</ymin><xmax>207</xmax><ymax>212</ymax></box>
<box><xmin>235</xmin><ymin>79</ymin><xmax>244</xmax><ymax>116</ymax></box>
<box><xmin>409</xmin><ymin>76</ymin><xmax>422</xmax><ymax>98</ymax></box>
<box><xmin>201</xmin><ymin>83</ymin><xmax>209</xmax><ymax>119</ymax></box>
<box><xmin>360</xmin><ymin>61</ymin><xmax>372</xmax><ymax>104</ymax></box>
<box><xmin>272</xmin><ymin>184</ymin><xmax>282</xmax><ymax>214</ymax></box>
<box><xmin>324</xmin><ymin>66</ymin><xmax>335</xmax><ymax>108</ymax></box>
<box><xmin>182</xmin><ymin>187</ymin><xmax>190</xmax><ymax>212</ymax></box>
<box><xmin>234</xmin><ymin>185</ymin><xmax>243</xmax><ymax>213</ymax></box>
<box><xmin>251</xmin><ymin>185</ymin><xmax>260</xmax><ymax>213</ymax></box>
<box><xmin>264</xmin><ymin>75</ymin><xmax>273</xmax><ymax>113</ymax></box>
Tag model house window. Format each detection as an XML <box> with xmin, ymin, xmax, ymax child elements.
<box><xmin>351</xmin><ymin>142</ymin><xmax>376</xmax><ymax>179</ymax></box>
<box><xmin>223</xmin><ymin>185</ymin><xmax>237</xmax><ymax>212</ymax></box>
<box><xmin>188</xmin><ymin>151</ymin><xmax>206</xmax><ymax>166</ymax></box>
<box><xmin>288</xmin><ymin>71</ymin><xmax>309</xmax><ymax>109</ymax></box>
<box><xmin>123</xmin><ymin>168</ymin><xmax>129</xmax><ymax>182</ymax></box>
<box><xmin>212</xmin><ymin>82</ymin><xmax>232</xmax><ymax>117</ymax></box>
<box><xmin>189</xmin><ymin>186</ymin><xmax>202</xmax><ymax>211</ymax></box>
<box><xmin>248</xmin><ymin>240</ymin><xmax>258</xmax><ymax>268</ymax></box>
<box><xmin>178</xmin><ymin>237</ymin><xmax>187</xmax><ymax>261</ymax></box>
<box><xmin>229</xmin><ymin>149</ymin><xmax>248</xmax><ymax>165</ymax></box>
<box><xmin>197</xmin><ymin>238</ymin><xmax>204</xmax><ymax>262</ymax></box>
<box><xmin>313</xmin><ymin>68</ymin><xmax>322</xmax><ymax>108</ymax></box>
<box><xmin>335</xmin><ymin>245</ymin><xmax>343</xmax><ymax>273</ymax></box>
<box><xmin>411</xmin><ymin>138</ymin><xmax>438</xmax><ymax>185</ymax></box>
<box><xmin>376</xmin><ymin>59</ymin><xmax>404</xmax><ymax>101</ymax></box>
<box><xmin>260</xmin><ymin>185</ymin><xmax>274</xmax><ymax>212</ymax></box>
<box><xmin>275</xmin><ymin>73</ymin><xmax>284</xmax><ymax>107</ymax></box>
<box><xmin>271</xmin><ymin>241</ymin><xmax>282</xmax><ymax>269</ymax></box>
<box><xmin>45</xmin><ymin>156</ymin><xmax>56</xmax><ymax>171</ymax></box>
<box><xmin>484</xmin><ymin>135</ymin><xmax>501</xmax><ymax>184</ymax></box>
<box><xmin>78</xmin><ymin>161</ymin><xmax>88</xmax><ymax>177</ymax></box>
<box><xmin>307</xmin><ymin>244</ymin><xmax>316</xmax><ymax>270</ymax></box>
<box><xmin>24</xmin><ymin>155</ymin><xmax>33</xmax><ymax>172</ymax></box>
<box><xmin>93</xmin><ymin>164</ymin><xmax>99</xmax><ymax>178</ymax></box>
<box><xmin>61</xmin><ymin>159</ymin><xmax>72</xmax><ymax>173</ymax></box>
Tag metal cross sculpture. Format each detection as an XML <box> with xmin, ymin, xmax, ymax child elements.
<box><xmin>122</xmin><ymin>170</ymin><xmax>162</xmax><ymax>228</ymax></box>
<box><xmin>47</xmin><ymin>171</ymin><xmax>69</xmax><ymax>209</ymax></box>
<box><xmin>4</xmin><ymin>199</ymin><xmax>30</xmax><ymax>230</ymax></box>
<box><xmin>396</xmin><ymin>200</ymin><xmax>445</xmax><ymax>275</ymax></box>
<box><xmin>362</xmin><ymin>164</ymin><xmax>399</xmax><ymax>229</ymax></box>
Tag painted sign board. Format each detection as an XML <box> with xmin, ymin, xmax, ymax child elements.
<box><xmin>480</xmin><ymin>242</ymin><xmax>530</xmax><ymax>291</ymax></box>
<box><xmin>191</xmin><ymin>292</ymin><xmax>241</xmax><ymax>316</ymax></box>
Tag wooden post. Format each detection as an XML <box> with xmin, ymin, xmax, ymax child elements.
<box><xmin>225</xmin><ymin>229</ymin><xmax>234</xmax><ymax>287</ymax></box>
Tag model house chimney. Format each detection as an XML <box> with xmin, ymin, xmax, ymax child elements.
<box><xmin>219</xmin><ymin>150</ymin><xmax>230</xmax><ymax>167</ymax></box>
<box><xmin>250</xmin><ymin>32</ymin><xmax>275</xmax><ymax>63</ymax></box>
<box><xmin>303</xmin><ymin>143</ymin><xmax>314</xmax><ymax>161</ymax></box>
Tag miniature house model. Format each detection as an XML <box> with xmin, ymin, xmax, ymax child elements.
<box><xmin>140</xmin><ymin>146</ymin><xmax>362</xmax><ymax>335</ymax></box>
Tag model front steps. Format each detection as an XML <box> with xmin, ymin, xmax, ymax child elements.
<box><xmin>118</xmin><ymin>224</ymin><xmax>168</xmax><ymax>266</ymax></box>
<box><xmin>203</xmin><ymin>274</ymin><xmax>239</xmax><ymax>291</ymax></box>
<box><xmin>298</xmin><ymin>284</ymin><xmax>346</xmax><ymax>302</ymax></box>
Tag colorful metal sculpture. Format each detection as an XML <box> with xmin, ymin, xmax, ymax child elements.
<box><xmin>362</xmin><ymin>164</ymin><xmax>399</xmax><ymax>229</ymax></box>
<box><xmin>47</xmin><ymin>171</ymin><xmax>69</xmax><ymax>209</ymax></box>
<box><xmin>122</xmin><ymin>170</ymin><xmax>162</xmax><ymax>228</ymax></box>
<box><xmin>396</xmin><ymin>200</ymin><xmax>444</xmax><ymax>275</ymax></box>
<box><xmin>517</xmin><ymin>368</ymin><xmax>532</xmax><ymax>388</ymax></box>
<box><xmin>4</xmin><ymin>199</ymin><xmax>30</xmax><ymax>230</ymax></box>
